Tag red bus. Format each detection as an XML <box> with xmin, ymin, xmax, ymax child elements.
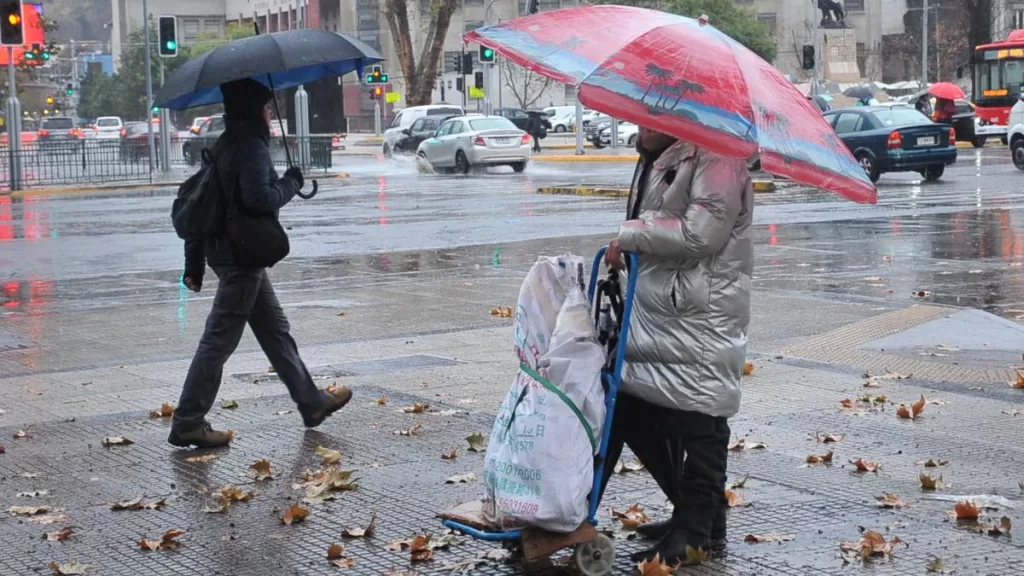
<box><xmin>973</xmin><ymin>29</ymin><xmax>1024</xmax><ymax>128</ymax></box>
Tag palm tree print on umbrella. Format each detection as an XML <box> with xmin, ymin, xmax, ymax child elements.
<box><xmin>756</xmin><ymin>105</ymin><xmax>790</xmax><ymax>133</ymax></box>
<box><xmin>641</xmin><ymin>63</ymin><xmax>674</xmax><ymax>105</ymax></box>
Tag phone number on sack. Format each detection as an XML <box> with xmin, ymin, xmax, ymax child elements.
<box><xmin>497</xmin><ymin>497</ymin><xmax>539</xmax><ymax>516</ymax></box>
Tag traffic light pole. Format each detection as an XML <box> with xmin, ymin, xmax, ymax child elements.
<box><xmin>143</xmin><ymin>0</ymin><xmax>156</xmax><ymax>174</ymax></box>
<box><xmin>811</xmin><ymin>6</ymin><xmax>819</xmax><ymax>97</ymax></box>
<box><xmin>461</xmin><ymin>46</ymin><xmax>467</xmax><ymax>110</ymax></box>
<box><xmin>373</xmin><ymin>101</ymin><xmax>381</xmax><ymax>136</ymax></box>
<box><xmin>6</xmin><ymin>45</ymin><xmax>21</xmax><ymax>191</ymax></box>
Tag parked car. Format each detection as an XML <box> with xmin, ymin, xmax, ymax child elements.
<box><xmin>94</xmin><ymin>116</ymin><xmax>124</xmax><ymax>146</ymax></box>
<box><xmin>383</xmin><ymin>104</ymin><xmax>464</xmax><ymax>157</ymax></box>
<box><xmin>548</xmin><ymin>112</ymin><xmax>576</xmax><ymax>133</ymax></box>
<box><xmin>416</xmin><ymin>115</ymin><xmax>531</xmax><ymax>174</ymax></box>
<box><xmin>1006</xmin><ymin>96</ymin><xmax>1024</xmax><ymax>170</ymax></box>
<box><xmin>599</xmin><ymin>121</ymin><xmax>639</xmax><ymax>147</ymax></box>
<box><xmin>38</xmin><ymin>116</ymin><xmax>85</xmax><ymax>153</ymax></box>
<box><xmin>584</xmin><ymin>115</ymin><xmax>613</xmax><ymax>148</ymax></box>
<box><xmin>183</xmin><ymin>114</ymin><xmax>225</xmax><ymax>165</ymax></box>
<box><xmin>189</xmin><ymin>116</ymin><xmax>209</xmax><ymax>135</ymax></box>
<box><xmin>823</xmin><ymin>105</ymin><xmax>957</xmax><ymax>183</ymax></box>
<box><xmin>121</xmin><ymin>121</ymin><xmax>162</xmax><ymax>163</ymax></box>
<box><xmin>393</xmin><ymin>116</ymin><xmax>449</xmax><ymax>154</ymax></box>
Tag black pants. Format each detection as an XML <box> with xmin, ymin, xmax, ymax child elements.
<box><xmin>532</xmin><ymin>136</ymin><xmax>541</xmax><ymax>152</ymax></box>
<box><xmin>599</xmin><ymin>393</ymin><xmax>730</xmax><ymax>545</ymax></box>
<box><xmin>173</xmin><ymin>266</ymin><xmax>326</xmax><ymax>433</ymax></box>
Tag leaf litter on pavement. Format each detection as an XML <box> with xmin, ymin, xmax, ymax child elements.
<box><xmin>614</xmin><ymin>459</ymin><xmax>645</xmax><ymax>474</ymax></box>
<box><xmin>920</xmin><ymin>473</ymin><xmax>944</xmax><ymax>491</ymax></box>
<box><xmin>9</xmin><ymin>505</ymin><xmax>53</xmax><ymax>516</ymax></box>
<box><xmin>314</xmin><ymin>446</ymin><xmax>342</xmax><ymax>466</ymax></box>
<box><xmin>220</xmin><ymin>399</ymin><xmax>239</xmax><ymax>409</ymax></box>
<box><xmin>896</xmin><ymin>395</ymin><xmax>927</xmax><ymax>420</ymax></box>
<box><xmin>108</xmin><ymin>496</ymin><xmax>166</xmax><ymax>511</ymax></box>
<box><xmin>394</xmin><ymin>423</ymin><xmax>423</xmax><ymax>436</ymax></box>
<box><xmin>611</xmin><ymin>504</ymin><xmax>650</xmax><ymax>529</ymax></box>
<box><xmin>44</xmin><ymin>527</ymin><xmax>74</xmax><ymax>542</ymax></box>
<box><xmin>48</xmin><ymin>560</ymin><xmax>90</xmax><ymax>575</ymax></box>
<box><xmin>441</xmin><ymin>449</ymin><xmax>458</xmax><ymax>460</ymax></box>
<box><xmin>148</xmin><ymin>403</ymin><xmax>174</xmax><ymax>418</ymax></box>
<box><xmin>138</xmin><ymin>529</ymin><xmax>185</xmax><ymax>551</ymax></box>
<box><xmin>725</xmin><ymin>489</ymin><xmax>749</xmax><ymax>508</ymax></box>
<box><xmin>876</xmin><ymin>493</ymin><xmax>908</xmax><ymax>509</ymax></box>
<box><xmin>403</xmin><ymin>403</ymin><xmax>429</xmax><ymax>414</ymax></box>
<box><xmin>727</xmin><ymin>437</ymin><xmax>767</xmax><ymax>451</ymax></box>
<box><xmin>466</xmin><ymin>432</ymin><xmax>486</xmax><ymax>452</ymax></box>
<box><xmin>185</xmin><ymin>453</ymin><xmax>217</xmax><ymax>463</ymax></box>
<box><xmin>851</xmin><ymin>458</ymin><xmax>880</xmax><ymax>473</ymax></box>
<box><xmin>298</xmin><ymin>468</ymin><xmax>359</xmax><ymax>502</ymax></box>
<box><xmin>445</xmin><ymin>472</ymin><xmax>476</xmax><ymax>484</ymax></box>
<box><xmin>249</xmin><ymin>459</ymin><xmax>273</xmax><ymax>481</ymax></box>
<box><xmin>341</xmin><ymin>512</ymin><xmax>377</xmax><ymax>538</ymax></box>
<box><xmin>744</xmin><ymin>533</ymin><xmax>794</xmax><ymax>543</ymax></box>
<box><xmin>840</xmin><ymin>530</ymin><xmax>904</xmax><ymax>561</ymax></box>
<box><xmin>101</xmin><ymin>436</ymin><xmax>133</xmax><ymax>447</ymax></box>
<box><xmin>805</xmin><ymin>450</ymin><xmax>834</xmax><ymax>465</ymax></box>
<box><xmin>636</xmin><ymin>554</ymin><xmax>674</xmax><ymax>575</ymax></box>
<box><xmin>281</xmin><ymin>504</ymin><xmax>310</xmax><ymax>525</ymax></box>
<box><xmin>490</xmin><ymin>306</ymin><xmax>513</xmax><ymax>318</ymax></box>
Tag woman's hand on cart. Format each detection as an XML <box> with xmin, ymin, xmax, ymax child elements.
<box><xmin>604</xmin><ymin>239</ymin><xmax>626</xmax><ymax>270</ymax></box>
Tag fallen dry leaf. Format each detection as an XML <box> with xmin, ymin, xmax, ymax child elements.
<box><xmin>394</xmin><ymin>423</ymin><xmax>422</xmax><ymax>436</ymax></box>
<box><xmin>302</xmin><ymin>468</ymin><xmax>359</xmax><ymax>501</ymax></box>
<box><xmin>986</xmin><ymin>516</ymin><xmax>1012</xmax><ymax>536</ymax></box>
<box><xmin>410</xmin><ymin>534</ymin><xmax>434</xmax><ymax>562</ymax></box>
<box><xmin>327</xmin><ymin>542</ymin><xmax>345</xmax><ymax>559</ymax></box>
<box><xmin>612</xmin><ymin>504</ymin><xmax>651</xmax><ymax>529</ymax></box>
<box><xmin>919</xmin><ymin>473</ymin><xmax>943</xmax><ymax>491</ymax></box>
<box><xmin>341</xmin><ymin>512</ymin><xmax>377</xmax><ymax>538</ymax></box>
<box><xmin>917</xmin><ymin>458</ymin><xmax>949</xmax><ymax>467</ymax></box>
<box><xmin>376</xmin><ymin>396</ymin><xmax>388</xmax><ymax>406</ymax></box>
<box><xmin>913</xmin><ymin>290</ymin><xmax>932</xmax><ymax>298</ymax></box>
<box><xmin>840</xmin><ymin>530</ymin><xmax>903</xmax><ymax>559</ymax></box>
<box><xmin>329</xmin><ymin>558</ymin><xmax>356</xmax><ymax>568</ymax></box>
<box><xmin>185</xmin><ymin>454</ymin><xmax>217</xmax><ymax>463</ymax></box>
<box><xmin>9</xmin><ymin>505</ymin><xmax>52</xmax><ymax>516</ymax></box>
<box><xmin>101</xmin><ymin>436</ymin><xmax>133</xmax><ymax>447</ymax></box>
<box><xmin>742</xmin><ymin>362</ymin><xmax>755</xmax><ymax>376</ymax></box>
<box><xmin>44</xmin><ymin>527</ymin><xmax>74</xmax><ymax>542</ymax></box>
<box><xmin>314</xmin><ymin>446</ymin><xmax>342</xmax><ymax>466</ymax></box>
<box><xmin>466</xmin><ymin>432</ymin><xmax>486</xmax><ymax>451</ymax></box>
<box><xmin>840</xmin><ymin>398</ymin><xmax>857</xmax><ymax>409</ymax></box>
<box><xmin>806</xmin><ymin>450</ymin><xmax>834</xmax><ymax>464</ymax></box>
<box><xmin>48</xmin><ymin>561</ymin><xmax>90</xmax><ymax>575</ymax></box>
<box><xmin>220</xmin><ymin>399</ymin><xmax>239</xmax><ymax>409</ymax></box>
<box><xmin>912</xmin><ymin>395</ymin><xmax>926</xmax><ymax>417</ymax></box>
<box><xmin>249</xmin><ymin>459</ymin><xmax>273</xmax><ymax>481</ymax></box>
<box><xmin>876</xmin><ymin>493</ymin><xmax>908</xmax><ymax>509</ymax></box>
<box><xmin>724</xmin><ymin>489</ymin><xmax>748</xmax><ymax>508</ymax></box>
<box><xmin>489</xmin><ymin>306</ymin><xmax>513</xmax><ymax>318</ymax></box>
<box><xmin>18</xmin><ymin>490</ymin><xmax>49</xmax><ymax>498</ymax></box>
<box><xmin>683</xmin><ymin>545</ymin><xmax>709</xmax><ymax>565</ymax></box>
<box><xmin>336</xmin><ymin>311</ymin><xmax>346</xmax><ymax>317</ymax></box>
<box><xmin>743</xmin><ymin>533</ymin><xmax>794</xmax><ymax>543</ymax></box>
<box><xmin>851</xmin><ymin>458</ymin><xmax>880</xmax><ymax>473</ymax></box>
<box><xmin>863</xmin><ymin>380</ymin><xmax>881</xmax><ymax>388</ymax></box>
<box><xmin>138</xmin><ymin>529</ymin><xmax>185</xmax><ymax>551</ymax></box>
<box><xmin>727</xmin><ymin>437</ymin><xmax>767</xmax><ymax>451</ymax></box>
<box><xmin>441</xmin><ymin>449</ymin><xmax>458</xmax><ymax>460</ymax></box>
<box><xmin>926</xmin><ymin>557</ymin><xmax>950</xmax><ymax>573</ymax></box>
<box><xmin>896</xmin><ymin>404</ymin><xmax>913</xmax><ymax>419</ymax></box>
<box><xmin>1014</xmin><ymin>370</ymin><xmax>1024</xmax><ymax>389</ymax></box>
<box><xmin>13</xmin><ymin>429</ymin><xmax>29</xmax><ymax>439</ymax></box>
<box><xmin>108</xmin><ymin>496</ymin><xmax>166</xmax><ymax>511</ymax></box>
<box><xmin>403</xmin><ymin>403</ymin><xmax>429</xmax><ymax>414</ymax></box>
<box><xmin>954</xmin><ymin>500</ymin><xmax>979</xmax><ymax>520</ymax></box>
<box><xmin>201</xmin><ymin>501</ymin><xmax>228</xmax><ymax>514</ymax></box>
<box><xmin>148</xmin><ymin>403</ymin><xmax>175</xmax><ymax>418</ymax></box>
<box><xmin>728</xmin><ymin>476</ymin><xmax>748</xmax><ymax>490</ymax></box>
<box><xmin>636</xmin><ymin>553</ymin><xmax>674</xmax><ymax>575</ymax></box>
<box><xmin>281</xmin><ymin>504</ymin><xmax>310</xmax><ymax>525</ymax></box>
<box><xmin>386</xmin><ymin>538</ymin><xmax>412</xmax><ymax>551</ymax></box>
<box><xmin>445</xmin><ymin>472</ymin><xmax>476</xmax><ymax>484</ymax></box>
<box><xmin>216</xmin><ymin>485</ymin><xmax>255</xmax><ymax>503</ymax></box>
<box><xmin>817</xmin><ymin>433</ymin><xmax>844</xmax><ymax>443</ymax></box>
<box><xmin>29</xmin><ymin>514</ymin><xmax>67</xmax><ymax>525</ymax></box>
<box><xmin>1003</xmin><ymin>409</ymin><xmax>1024</xmax><ymax>416</ymax></box>
<box><xmin>614</xmin><ymin>459</ymin><xmax>645</xmax><ymax>474</ymax></box>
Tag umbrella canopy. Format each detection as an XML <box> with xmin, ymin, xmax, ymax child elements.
<box><xmin>466</xmin><ymin>6</ymin><xmax>874</xmax><ymax>203</ymax></box>
<box><xmin>927</xmin><ymin>82</ymin><xmax>966</xmax><ymax>100</ymax></box>
<box><xmin>842</xmin><ymin>85</ymin><xmax>875</xmax><ymax>101</ymax></box>
<box><xmin>156</xmin><ymin>29</ymin><xmax>383</xmax><ymax>109</ymax></box>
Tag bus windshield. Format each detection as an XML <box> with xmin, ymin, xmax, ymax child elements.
<box><xmin>975</xmin><ymin>48</ymin><xmax>1024</xmax><ymax>100</ymax></box>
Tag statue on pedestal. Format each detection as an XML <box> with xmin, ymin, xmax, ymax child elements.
<box><xmin>815</xmin><ymin>0</ymin><xmax>848</xmax><ymax>28</ymax></box>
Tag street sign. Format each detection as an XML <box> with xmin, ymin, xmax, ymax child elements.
<box><xmin>385</xmin><ymin>91</ymin><xmax>400</xmax><ymax>104</ymax></box>
<box><xmin>469</xmin><ymin>86</ymin><xmax>485</xmax><ymax>100</ymax></box>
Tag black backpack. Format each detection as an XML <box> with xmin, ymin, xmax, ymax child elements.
<box><xmin>171</xmin><ymin>148</ymin><xmax>226</xmax><ymax>240</ymax></box>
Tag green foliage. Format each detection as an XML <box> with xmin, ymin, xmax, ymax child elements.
<box><xmin>190</xmin><ymin>22</ymin><xmax>256</xmax><ymax>58</ymax></box>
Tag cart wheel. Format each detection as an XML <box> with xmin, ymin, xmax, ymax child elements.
<box><xmin>573</xmin><ymin>533</ymin><xmax>615</xmax><ymax>576</ymax></box>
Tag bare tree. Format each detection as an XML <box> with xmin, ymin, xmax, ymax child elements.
<box><xmin>501</xmin><ymin>59</ymin><xmax>553</xmax><ymax>109</ymax></box>
<box><xmin>383</xmin><ymin>0</ymin><xmax>458</xmax><ymax>106</ymax></box>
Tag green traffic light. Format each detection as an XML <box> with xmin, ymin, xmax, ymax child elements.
<box><xmin>165</xmin><ymin>40</ymin><xmax>176</xmax><ymax>51</ymax></box>
<box><xmin>66</xmin><ymin>89</ymin><xmax>73</xmax><ymax>95</ymax></box>
<box><xmin>41</xmin><ymin>51</ymin><xmax>50</xmax><ymax>60</ymax></box>
<box><xmin>380</xmin><ymin>74</ymin><xmax>388</xmax><ymax>83</ymax></box>
<box><xmin>483</xmin><ymin>48</ymin><xmax>494</xmax><ymax>58</ymax></box>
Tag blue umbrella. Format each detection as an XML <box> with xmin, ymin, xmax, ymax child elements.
<box><xmin>155</xmin><ymin>28</ymin><xmax>383</xmax><ymax>110</ymax></box>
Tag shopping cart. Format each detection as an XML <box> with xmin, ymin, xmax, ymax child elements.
<box><xmin>442</xmin><ymin>247</ymin><xmax>638</xmax><ymax>576</ymax></box>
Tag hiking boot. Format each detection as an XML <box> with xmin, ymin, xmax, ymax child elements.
<box><xmin>168</xmin><ymin>422</ymin><xmax>232</xmax><ymax>449</ymax></box>
<box><xmin>637</xmin><ymin>508</ymin><xmax>726</xmax><ymax>541</ymax></box>
<box><xmin>302</xmin><ymin>385</ymin><xmax>353</xmax><ymax>428</ymax></box>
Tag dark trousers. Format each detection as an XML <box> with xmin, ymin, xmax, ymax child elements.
<box><xmin>599</xmin><ymin>393</ymin><xmax>730</xmax><ymax>544</ymax></box>
<box><xmin>173</xmin><ymin>266</ymin><xmax>325</xmax><ymax>432</ymax></box>
<box><xmin>532</xmin><ymin>136</ymin><xmax>541</xmax><ymax>152</ymax></box>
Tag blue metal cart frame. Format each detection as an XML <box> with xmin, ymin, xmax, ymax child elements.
<box><xmin>442</xmin><ymin>248</ymin><xmax>639</xmax><ymax>567</ymax></box>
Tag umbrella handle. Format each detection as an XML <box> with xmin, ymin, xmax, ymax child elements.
<box><xmin>296</xmin><ymin>179</ymin><xmax>317</xmax><ymax>200</ymax></box>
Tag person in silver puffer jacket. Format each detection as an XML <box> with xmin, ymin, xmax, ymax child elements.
<box><xmin>601</xmin><ymin>127</ymin><xmax>753</xmax><ymax>564</ymax></box>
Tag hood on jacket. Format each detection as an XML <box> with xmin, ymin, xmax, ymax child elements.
<box><xmin>220</xmin><ymin>78</ymin><xmax>273</xmax><ymax>142</ymax></box>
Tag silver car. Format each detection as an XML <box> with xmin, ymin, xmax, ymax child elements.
<box><xmin>94</xmin><ymin>116</ymin><xmax>124</xmax><ymax>146</ymax></box>
<box><xmin>416</xmin><ymin>115</ymin><xmax>531</xmax><ymax>173</ymax></box>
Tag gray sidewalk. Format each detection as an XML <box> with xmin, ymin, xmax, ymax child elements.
<box><xmin>2</xmin><ymin>232</ymin><xmax>1024</xmax><ymax>574</ymax></box>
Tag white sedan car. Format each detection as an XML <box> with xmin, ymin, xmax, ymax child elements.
<box><xmin>417</xmin><ymin>115</ymin><xmax>531</xmax><ymax>173</ymax></box>
<box><xmin>599</xmin><ymin>121</ymin><xmax>639</xmax><ymax>147</ymax></box>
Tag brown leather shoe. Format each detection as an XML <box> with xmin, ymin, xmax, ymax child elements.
<box><xmin>168</xmin><ymin>422</ymin><xmax>232</xmax><ymax>448</ymax></box>
<box><xmin>303</xmin><ymin>385</ymin><xmax>352</xmax><ymax>428</ymax></box>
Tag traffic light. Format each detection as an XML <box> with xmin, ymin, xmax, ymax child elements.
<box><xmin>479</xmin><ymin>45</ymin><xmax>495</xmax><ymax>63</ymax></box>
<box><xmin>22</xmin><ymin>41</ymin><xmax>34</xmax><ymax>61</ymax></box>
<box><xmin>158</xmin><ymin>15</ymin><xmax>178</xmax><ymax>57</ymax></box>
<box><xmin>474</xmin><ymin>71</ymin><xmax>484</xmax><ymax>90</ymax></box>
<box><xmin>802</xmin><ymin>44</ymin><xmax>815</xmax><ymax>71</ymax></box>
<box><xmin>44</xmin><ymin>96</ymin><xmax>52</xmax><ymax>105</ymax></box>
<box><xmin>0</xmin><ymin>0</ymin><xmax>23</xmax><ymax>46</ymax></box>
<box><xmin>369</xmin><ymin>86</ymin><xmax>383</xmax><ymax>100</ymax></box>
<box><xmin>456</xmin><ymin>77</ymin><xmax>464</xmax><ymax>93</ymax></box>
<box><xmin>366</xmin><ymin>65</ymin><xmax>388</xmax><ymax>84</ymax></box>
<box><xmin>453</xmin><ymin>53</ymin><xmax>462</xmax><ymax>74</ymax></box>
<box><xmin>462</xmin><ymin>53</ymin><xmax>473</xmax><ymax>74</ymax></box>
<box><xmin>65</xmin><ymin>83</ymin><xmax>73</xmax><ymax>96</ymax></box>
<box><xmin>527</xmin><ymin>0</ymin><xmax>538</xmax><ymax>14</ymax></box>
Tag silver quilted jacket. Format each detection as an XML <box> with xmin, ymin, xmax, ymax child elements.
<box><xmin>616</xmin><ymin>140</ymin><xmax>753</xmax><ymax>418</ymax></box>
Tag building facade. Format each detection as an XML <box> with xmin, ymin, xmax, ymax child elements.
<box><xmin>110</xmin><ymin>0</ymin><xmax>227</xmax><ymax>71</ymax></box>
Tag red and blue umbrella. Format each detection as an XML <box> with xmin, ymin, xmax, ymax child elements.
<box><xmin>466</xmin><ymin>6</ymin><xmax>875</xmax><ymax>204</ymax></box>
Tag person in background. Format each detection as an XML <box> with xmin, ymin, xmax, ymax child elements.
<box><xmin>933</xmin><ymin>97</ymin><xmax>957</xmax><ymax>123</ymax></box>
<box><xmin>915</xmin><ymin>94</ymin><xmax>933</xmax><ymax>117</ymax></box>
<box><xmin>600</xmin><ymin>127</ymin><xmax>753</xmax><ymax>564</ymax></box>
<box><xmin>525</xmin><ymin>112</ymin><xmax>544</xmax><ymax>153</ymax></box>
<box><xmin>171</xmin><ymin>78</ymin><xmax>352</xmax><ymax>449</ymax></box>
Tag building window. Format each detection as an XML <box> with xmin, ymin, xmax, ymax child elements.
<box><xmin>357</xmin><ymin>11</ymin><xmax>379</xmax><ymax>30</ymax></box>
<box><xmin>1015</xmin><ymin>9</ymin><xmax>1024</xmax><ymax>29</ymax></box>
<box><xmin>464</xmin><ymin>0</ymin><xmax>485</xmax><ymax>5</ymax></box>
<box><xmin>845</xmin><ymin>0</ymin><xmax>864</xmax><ymax>12</ymax></box>
<box><xmin>182</xmin><ymin>19</ymin><xmax>200</xmax><ymax>41</ymax></box>
<box><xmin>464</xmin><ymin>20</ymin><xmax>484</xmax><ymax>33</ymax></box>
<box><xmin>757</xmin><ymin>13</ymin><xmax>776</xmax><ymax>38</ymax></box>
<box><xmin>357</xmin><ymin>0</ymin><xmax>379</xmax><ymax>7</ymax></box>
<box><xmin>357</xmin><ymin>30</ymin><xmax>380</xmax><ymax>51</ymax></box>
<box><xmin>203</xmin><ymin>19</ymin><xmax>221</xmax><ymax>33</ymax></box>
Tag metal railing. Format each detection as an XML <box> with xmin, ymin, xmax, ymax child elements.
<box><xmin>0</xmin><ymin>135</ymin><xmax>335</xmax><ymax>191</ymax></box>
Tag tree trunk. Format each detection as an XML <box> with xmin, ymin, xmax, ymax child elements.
<box><xmin>384</xmin><ymin>0</ymin><xmax>458</xmax><ymax>107</ymax></box>
<box><xmin>383</xmin><ymin>0</ymin><xmax>418</xmax><ymax>104</ymax></box>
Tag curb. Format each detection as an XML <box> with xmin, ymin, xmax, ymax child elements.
<box><xmin>954</xmin><ymin>140</ymin><xmax>1004</xmax><ymax>149</ymax></box>
<box><xmin>537</xmin><ymin>179</ymin><xmax>775</xmax><ymax>198</ymax></box>
<box><xmin>534</xmin><ymin>154</ymin><xmax>639</xmax><ymax>163</ymax></box>
<box><xmin>544</xmin><ymin>143</ymin><xmax>595</xmax><ymax>150</ymax></box>
<box><xmin>4</xmin><ymin>172</ymin><xmax>350</xmax><ymax>199</ymax></box>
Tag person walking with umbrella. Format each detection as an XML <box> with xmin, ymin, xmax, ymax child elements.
<box><xmin>598</xmin><ymin>126</ymin><xmax>753</xmax><ymax>563</ymax></box>
<box><xmin>170</xmin><ymin>79</ymin><xmax>351</xmax><ymax>448</ymax></box>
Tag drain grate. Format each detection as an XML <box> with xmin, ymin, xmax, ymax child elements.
<box><xmin>233</xmin><ymin>353</ymin><xmax>461</xmax><ymax>383</ymax></box>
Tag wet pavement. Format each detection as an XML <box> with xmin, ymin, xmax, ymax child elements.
<box><xmin>1</xmin><ymin>153</ymin><xmax>1024</xmax><ymax>574</ymax></box>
